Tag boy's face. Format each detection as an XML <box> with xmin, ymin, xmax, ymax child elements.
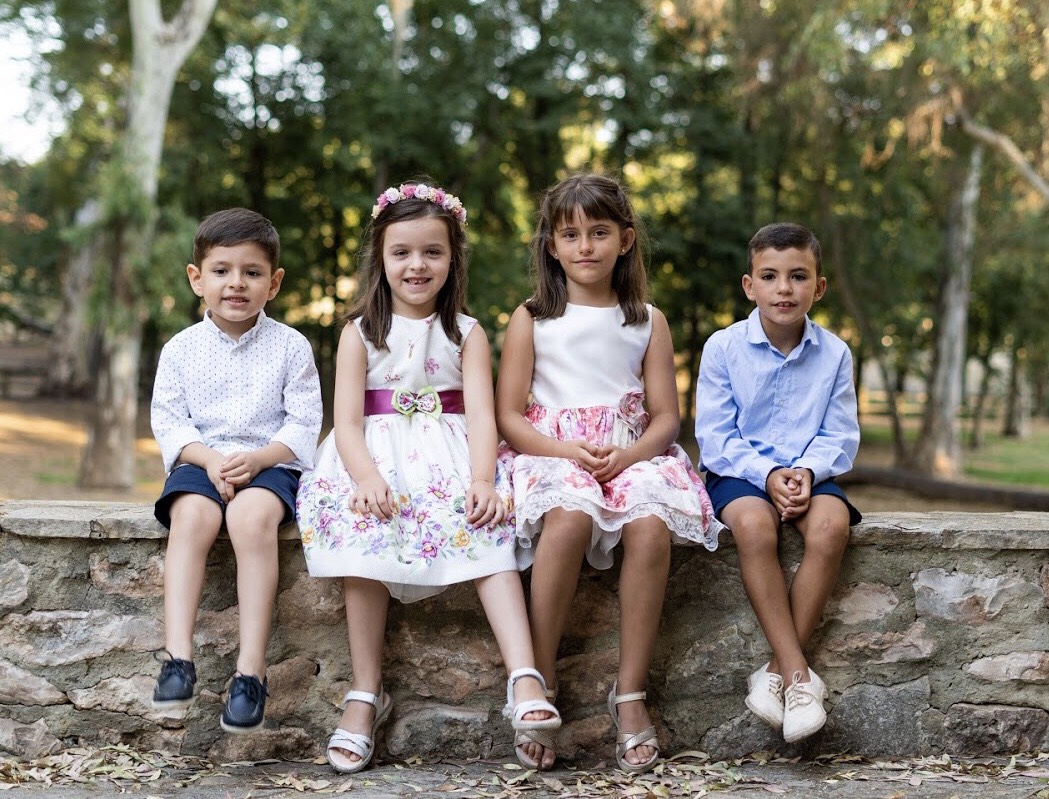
<box><xmin>743</xmin><ymin>246</ymin><xmax>825</xmax><ymax>337</ymax></box>
<box><xmin>187</xmin><ymin>242</ymin><xmax>284</xmax><ymax>339</ymax></box>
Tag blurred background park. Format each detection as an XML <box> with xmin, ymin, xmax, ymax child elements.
<box><xmin>1</xmin><ymin>0</ymin><xmax>1048</xmax><ymax>509</ymax></box>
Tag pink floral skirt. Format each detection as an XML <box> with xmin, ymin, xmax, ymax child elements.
<box><xmin>498</xmin><ymin>393</ymin><xmax>722</xmax><ymax>570</ymax></box>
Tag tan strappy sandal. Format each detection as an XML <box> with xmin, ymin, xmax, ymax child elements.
<box><xmin>607</xmin><ymin>682</ymin><xmax>660</xmax><ymax>773</ymax></box>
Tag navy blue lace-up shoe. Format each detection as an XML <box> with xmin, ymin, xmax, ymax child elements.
<box><xmin>220</xmin><ymin>674</ymin><xmax>268</xmax><ymax>733</ymax></box>
<box><xmin>151</xmin><ymin>655</ymin><xmax>197</xmax><ymax>709</ymax></box>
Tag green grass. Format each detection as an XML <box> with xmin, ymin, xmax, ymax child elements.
<box><xmin>859</xmin><ymin>415</ymin><xmax>1049</xmax><ymax>489</ymax></box>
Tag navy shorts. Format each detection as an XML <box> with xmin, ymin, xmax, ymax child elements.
<box><xmin>154</xmin><ymin>463</ymin><xmax>301</xmax><ymax>529</ymax></box>
<box><xmin>704</xmin><ymin>472</ymin><xmax>862</xmax><ymax>526</ymax></box>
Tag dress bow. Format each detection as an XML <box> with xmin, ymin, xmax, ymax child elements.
<box><xmin>391</xmin><ymin>386</ymin><xmax>442</xmax><ymax>419</ymax></box>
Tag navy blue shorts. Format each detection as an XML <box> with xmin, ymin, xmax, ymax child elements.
<box><xmin>154</xmin><ymin>463</ymin><xmax>301</xmax><ymax>529</ymax></box>
<box><xmin>704</xmin><ymin>472</ymin><xmax>862</xmax><ymax>526</ymax></box>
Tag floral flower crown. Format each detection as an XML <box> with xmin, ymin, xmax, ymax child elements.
<box><xmin>371</xmin><ymin>183</ymin><xmax>468</xmax><ymax>226</ymax></box>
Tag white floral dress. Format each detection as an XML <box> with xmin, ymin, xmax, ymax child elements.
<box><xmin>499</xmin><ymin>303</ymin><xmax>722</xmax><ymax>570</ymax></box>
<box><xmin>297</xmin><ymin>313</ymin><xmax>517</xmax><ymax>603</ymax></box>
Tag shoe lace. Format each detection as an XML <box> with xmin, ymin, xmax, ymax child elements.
<box><xmin>785</xmin><ymin>671</ymin><xmax>816</xmax><ymax>710</ymax></box>
<box><xmin>230</xmin><ymin>674</ymin><xmax>268</xmax><ymax>703</ymax></box>
<box><xmin>767</xmin><ymin>672</ymin><xmax>784</xmax><ymax>697</ymax></box>
<box><xmin>156</xmin><ymin>651</ymin><xmax>193</xmax><ymax>681</ymax></box>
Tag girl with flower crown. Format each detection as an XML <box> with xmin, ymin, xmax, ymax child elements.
<box><xmin>497</xmin><ymin>173</ymin><xmax>723</xmax><ymax>773</ymax></box>
<box><xmin>297</xmin><ymin>179</ymin><xmax>559</xmax><ymax>774</ymax></box>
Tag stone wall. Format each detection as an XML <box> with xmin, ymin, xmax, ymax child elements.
<box><xmin>1</xmin><ymin>501</ymin><xmax>1047</xmax><ymax>763</ymax></box>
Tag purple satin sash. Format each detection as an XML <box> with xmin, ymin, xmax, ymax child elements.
<box><xmin>363</xmin><ymin>388</ymin><xmax>465</xmax><ymax>416</ymax></box>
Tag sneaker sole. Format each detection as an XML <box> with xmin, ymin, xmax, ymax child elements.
<box><xmin>745</xmin><ymin>695</ymin><xmax>784</xmax><ymax>730</ymax></box>
<box><xmin>151</xmin><ymin>697</ymin><xmax>194</xmax><ymax>710</ymax></box>
<box><xmin>220</xmin><ymin>717</ymin><xmax>266</xmax><ymax>734</ymax></box>
<box><xmin>783</xmin><ymin>712</ymin><xmax>827</xmax><ymax>743</ymax></box>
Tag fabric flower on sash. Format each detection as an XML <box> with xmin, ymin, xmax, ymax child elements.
<box><xmin>617</xmin><ymin>391</ymin><xmax>650</xmax><ymax>437</ymax></box>
<box><xmin>392</xmin><ymin>386</ymin><xmax>443</xmax><ymax>419</ymax></box>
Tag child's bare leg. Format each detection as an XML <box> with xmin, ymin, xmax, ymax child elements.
<box><xmin>335</xmin><ymin>576</ymin><xmax>390</xmax><ymax>764</ymax></box>
<box><xmin>722</xmin><ymin>497</ymin><xmax>807</xmax><ymax>680</ymax></box>
<box><xmin>163</xmin><ymin>494</ymin><xmax>223</xmax><ymax>660</ymax></box>
<box><xmin>475</xmin><ymin>570</ymin><xmax>556</xmax><ymax>769</ymax></box>
<box><xmin>616</xmin><ymin>515</ymin><xmax>671</xmax><ymax>766</ymax></box>
<box><xmin>784</xmin><ymin>495</ymin><xmax>850</xmax><ymax>682</ymax></box>
<box><xmin>528</xmin><ymin>508</ymin><xmax>592</xmax><ymax>683</ymax></box>
<box><xmin>225</xmin><ymin>488</ymin><xmax>284</xmax><ymax>677</ymax></box>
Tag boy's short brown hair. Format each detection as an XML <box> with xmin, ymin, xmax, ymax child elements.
<box><xmin>193</xmin><ymin>208</ymin><xmax>280</xmax><ymax>270</ymax></box>
<box><xmin>747</xmin><ymin>222</ymin><xmax>822</xmax><ymax>276</ymax></box>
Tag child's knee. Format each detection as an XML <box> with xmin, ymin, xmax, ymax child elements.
<box><xmin>802</xmin><ymin>512</ymin><xmax>850</xmax><ymax>560</ymax></box>
<box><xmin>225</xmin><ymin>490</ymin><xmax>284</xmax><ymax>544</ymax></box>
<box><xmin>622</xmin><ymin>516</ymin><xmax>671</xmax><ymax>558</ymax></box>
<box><xmin>168</xmin><ymin>493</ymin><xmax>222</xmax><ymax>535</ymax></box>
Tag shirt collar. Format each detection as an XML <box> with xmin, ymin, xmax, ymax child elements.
<box><xmin>745</xmin><ymin>307</ymin><xmax>818</xmax><ymax>352</ymax></box>
<box><xmin>203</xmin><ymin>308</ymin><xmax>268</xmax><ymax>344</ymax></box>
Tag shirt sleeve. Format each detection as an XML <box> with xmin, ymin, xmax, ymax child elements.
<box><xmin>270</xmin><ymin>333</ymin><xmax>323</xmax><ymax>470</ymax></box>
<box><xmin>695</xmin><ymin>335</ymin><xmax>781</xmax><ymax>490</ymax></box>
<box><xmin>150</xmin><ymin>341</ymin><xmax>204</xmax><ymax>473</ymax></box>
<box><xmin>793</xmin><ymin>347</ymin><xmax>860</xmax><ymax>484</ymax></box>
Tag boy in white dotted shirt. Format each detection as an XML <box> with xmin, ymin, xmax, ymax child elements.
<box><xmin>149</xmin><ymin>208</ymin><xmax>322</xmax><ymax>733</ymax></box>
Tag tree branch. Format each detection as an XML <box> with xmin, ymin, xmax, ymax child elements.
<box><xmin>951</xmin><ymin>87</ymin><xmax>1049</xmax><ymax>204</ymax></box>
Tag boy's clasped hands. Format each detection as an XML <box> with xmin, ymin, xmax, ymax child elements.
<box><xmin>204</xmin><ymin>450</ymin><xmax>268</xmax><ymax>502</ymax></box>
<box><xmin>766</xmin><ymin>466</ymin><xmax>812</xmax><ymax>521</ymax></box>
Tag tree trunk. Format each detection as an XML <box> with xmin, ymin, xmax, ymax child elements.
<box><xmin>913</xmin><ymin>144</ymin><xmax>983</xmax><ymax>477</ymax></box>
<box><xmin>43</xmin><ymin>200</ymin><xmax>99</xmax><ymax>397</ymax></box>
<box><xmin>967</xmin><ymin>353</ymin><xmax>993</xmax><ymax>449</ymax></box>
<box><xmin>79</xmin><ymin>0</ymin><xmax>217</xmax><ymax>488</ymax></box>
<box><xmin>1002</xmin><ymin>339</ymin><xmax>1031</xmax><ymax>438</ymax></box>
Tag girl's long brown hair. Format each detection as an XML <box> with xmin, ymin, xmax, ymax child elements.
<box><xmin>347</xmin><ymin>182</ymin><xmax>469</xmax><ymax>349</ymax></box>
<box><xmin>525</xmin><ymin>173</ymin><xmax>649</xmax><ymax>325</ymax></box>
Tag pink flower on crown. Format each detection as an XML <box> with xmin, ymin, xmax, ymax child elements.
<box><xmin>402</xmin><ymin>184</ymin><xmax>417</xmax><ymax>198</ymax></box>
<box><xmin>433</xmin><ymin>189</ymin><xmax>446</xmax><ymax>204</ymax></box>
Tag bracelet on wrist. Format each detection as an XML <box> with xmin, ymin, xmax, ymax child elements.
<box><xmin>471</xmin><ymin>478</ymin><xmax>494</xmax><ymax>485</ymax></box>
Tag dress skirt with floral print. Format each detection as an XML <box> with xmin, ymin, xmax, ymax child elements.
<box><xmin>296</xmin><ymin>314</ymin><xmax>517</xmax><ymax>603</ymax></box>
<box><xmin>499</xmin><ymin>391</ymin><xmax>722</xmax><ymax>571</ymax></box>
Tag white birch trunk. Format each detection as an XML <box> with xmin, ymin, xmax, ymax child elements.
<box><xmin>79</xmin><ymin>0</ymin><xmax>217</xmax><ymax>488</ymax></box>
<box><xmin>914</xmin><ymin>145</ymin><xmax>983</xmax><ymax>477</ymax></box>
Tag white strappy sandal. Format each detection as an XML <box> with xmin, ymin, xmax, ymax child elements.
<box><xmin>513</xmin><ymin>684</ymin><xmax>558</xmax><ymax>770</ymax></box>
<box><xmin>326</xmin><ymin>688</ymin><xmax>393</xmax><ymax>774</ymax></box>
<box><xmin>607</xmin><ymin>682</ymin><xmax>660</xmax><ymax>774</ymax></box>
<box><xmin>501</xmin><ymin>667</ymin><xmax>562</xmax><ymax>731</ymax></box>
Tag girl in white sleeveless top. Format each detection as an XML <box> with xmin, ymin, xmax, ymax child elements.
<box><xmin>497</xmin><ymin>174</ymin><xmax>721</xmax><ymax>773</ymax></box>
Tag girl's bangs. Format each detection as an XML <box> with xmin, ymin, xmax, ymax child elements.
<box><xmin>550</xmin><ymin>183</ymin><xmax>624</xmax><ymax>228</ymax></box>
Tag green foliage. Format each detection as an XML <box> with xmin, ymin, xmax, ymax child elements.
<box><xmin>4</xmin><ymin>0</ymin><xmax>1049</xmax><ymax>431</ymax></box>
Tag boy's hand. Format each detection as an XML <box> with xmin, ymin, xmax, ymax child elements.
<box><xmin>561</xmin><ymin>439</ymin><xmax>605</xmax><ymax>476</ymax></box>
<box><xmin>768</xmin><ymin>467</ymin><xmax>812</xmax><ymax>521</ymax></box>
<box><xmin>204</xmin><ymin>454</ymin><xmax>236</xmax><ymax>503</ymax></box>
<box><xmin>219</xmin><ymin>450</ymin><xmax>266</xmax><ymax>488</ymax></box>
<box><xmin>350</xmin><ymin>475</ymin><xmax>394</xmax><ymax>520</ymax></box>
<box><xmin>591</xmin><ymin>444</ymin><xmax>634</xmax><ymax>484</ymax></box>
<box><xmin>465</xmin><ymin>480</ymin><xmax>505</xmax><ymax>527</ymax></box>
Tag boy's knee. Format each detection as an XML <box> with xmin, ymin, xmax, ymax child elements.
<box><xmin>225</xmin><ymin>490</ymin><xmax>284</xmax><ymax>543</ymax></box>
<box><xmin>168</xmin><ymin>494</ymin><xmax>223</xmax><ymax>534</ymax></box>
<box><xmin>801</xmin><ymin>511</ymin><xmax>850</xmax><ymax>560</ymax></box>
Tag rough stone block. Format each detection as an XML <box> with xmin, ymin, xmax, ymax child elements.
<box><xmin>914</xmin><ymin>568</ymin><xmax>1034</xmax><ymax>624</ymax></box>
<box><xmin>384</xmin><ymin>701</ymin><xmax>493</xmax><ymax>758</ymax></box>
<box><xmin>827</xmin><ymin>582</ymin><xmax>899</xmax><ymax>625</ymax></box>
<box><xmin>966</xmin><ymin>652</ymin><xmax>1049</xmax><ymax>684</ymax></box>
<box><xmin>944</xmin><ymin>703</ymin><xmax>1049</xmax><ymax>755</ymax></box>
<box><xmin>0</xmin><ymin>559</ymin><xmax>29</xmax><ymax>608</ymax></box>
<box><xmin>821</xmin><ymin>678</ymin><xmax>930</xmax><ymax>755</ymax></box>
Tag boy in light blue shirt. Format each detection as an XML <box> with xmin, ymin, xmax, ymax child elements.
<box><xmin>695</xmin><ymin>222</ymin><xmax>860</xmax><ymax>744</ymax></box>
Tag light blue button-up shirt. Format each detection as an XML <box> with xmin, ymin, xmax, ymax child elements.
<box><xmin>695</xmin><ymin>308</ymin><xmax>859</xmax><ymax>490</ymax></box>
